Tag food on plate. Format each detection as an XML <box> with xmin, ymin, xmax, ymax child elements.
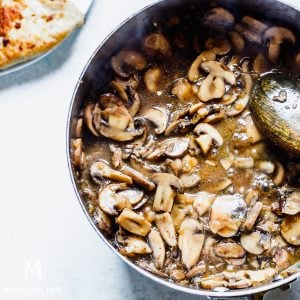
<box><xmin>0</xmin><ymin>0</ymin><xmax>84</xmax><ymax>69</ymax></box>
<box><xmin>70</xmin><ymin>6</ymin><xmax>300</xmax><ymax>291</ymax></box>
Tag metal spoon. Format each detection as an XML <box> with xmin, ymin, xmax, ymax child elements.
<box><xmin>250</xmin><ymin>73</ymin><xmax>300</xmax><ymax>155</ymax></box>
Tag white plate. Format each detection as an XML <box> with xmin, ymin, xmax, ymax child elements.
<box><xmin>0</xmin><ymin>0</ymin><xmax>94</xmax><ymax>77</ymax></box>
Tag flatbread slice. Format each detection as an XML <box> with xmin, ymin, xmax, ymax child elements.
<box><xmin>0</xmin><ymin>0</ymin><xmax>84</xmax><ymax>69</ymax></box>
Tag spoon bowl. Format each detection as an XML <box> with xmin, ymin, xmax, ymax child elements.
<box><xmin>250</xmin><ymin>73</ymin><xmax>300</xmax><ymax>155</ymax></box>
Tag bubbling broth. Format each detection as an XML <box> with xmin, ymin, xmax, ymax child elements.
<box><xmin>71</xmin><ymin>6</ymin><xmax>300</xmax><ymax>290</ymax></box>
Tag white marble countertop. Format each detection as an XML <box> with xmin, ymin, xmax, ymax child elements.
<box><xmin>0</xmin><ymin>1</ymin><xmax>300</xmax><ymax>299</ymax></box>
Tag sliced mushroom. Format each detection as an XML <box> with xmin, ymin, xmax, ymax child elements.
<box><xmin>203</xmin><ymin>7</ymin><xmax>234</xmax><ymax>31</ymax></box>
<box><xmin>141</xmin><ymin>107</ymin><xmax>168</xmax><ymax>134</ymax></box>
<box><xmin>118</xmin><ymin>189</ymin><xmax>144</xmax><ymax>205</ymax></box>
<box><xmin>242</xmin><ymin>201</ymin><xmax>263</xmax><ymax>231</ymax></box>
<box><xmin>98</xmin><ymin>183</ymin><xmax>131</xmax><ymax>216</ymax></box>
<box><xmin>233</xmin><ymin>157</ymin><xmax>254</xmax><ymax>169</ymax></box>
<box><xmin>186</xmin><ymin>263</ymin><xmax>207</xmax><ymax>278</ymax></box>
<box><xmin>151</xmin><ymin>173</ymin><xmax>183</xmax><ymax>212</ymax></box>
<box><xmin>71</xmin><ymin>138</ymin><xmax>85</xmax><ymax>170</ymax></box>
<box><xmin>182</xmin><ymin>154</ymin><xmax>198</xmax><ymax>173</ymax></box>
<box><xmin>198</xmin><ymin>74</ymin><xmax>225</xmax><ymax>102</ymax></box>
<box><xmin>116</xmin><ymin>208</ymin><xmax>151</xmax><ymax>236</ymax></box>
<box><xmin>234</xmin><ymin>16</ymin><xmax>268</xmax><ymax>45</ymax></box>
<box><xmin>109</xmin><ymin>80</ymin><xmax>128</xmax><ymax>102</ymax></box>
<box><xmin>178</xmin><ymin>218</ymin><xmax>204</xmax><ymax>268</ymax></box>
<box><xmin>194</xmin><ymin>123</ymin><xmax>223</xmax><ymax>155</ymax></box>
<box><xmin>127</xmin><ymin>88</ymin><xmax>141</xmax><ymax>117</ymax></box>
<box><xmin>195</xmin><ymin>134</ymin><xmax>213</xmax><ymax>155</ymax></box>
<box><xmin>100</xmin><ymin>124</ymin><xmax>144</xmax><ymax>142</ymax></box>
<box><xmin>144</xmin><ymin>66</ymin><xmax>162</xmax><ymax>93</ymax></box>
<box><xmin>193</xmin><ymin>192</ymin><xmax>216</xmax><ymax>216</ymax></box>
<box><xmin>148</xmin><ymin>228</ymin><xmax>165</xmax><ymax>269</ymax></box>
<box><xmin>226</xmin><ymin>73</ymin><xmax>252</xmax><ymax>117</ymax></box>
<box><xmin>96</xmin><ymin>208</ymin><xmax>112</xmax><ymax>235</ymax></box>
<box><xmin>161</xmin><ymin>138</ymin><xmax>189</xmax><ymax>158</ymax></box>
<box><xmin>111</xmin><ymin>50</ymin><xmax>147</xmax><ymax>78</ymax></box>
<box><xmin>121</xmin><ymin>236</ymin><xmax>152</xmax><ymax>257</ymax></box>
<box><xmin>155</xmin><ymin>212</ymin><xmax>177</xmax><ymax>246</ymax></box>
<box><xmin>83</xmin><ymin>103</ymin><xmax>101</xmax><ymax>136</ymax></box>
<box><xmin>180</xmin><ymin>173</ymin><xmax>201</xmax><ymax>189</ymax></box>
<box><xmin>121</xmin><ymin>165</ymin><xmax>155</xmax><ymax>191</ymax></box>
<box><xmin>171</xmin><ymin>203</ymin><xmax>192</xmax><ymax>231</ymax></box>
<box><xmin>188</xmin><ymin>50</ymin><xmax>216</xmax><ymax>82</ymax></box>
<box><xmin>171</xmin><ymin>78</ymin><xmax>195</xmax><ymax>101</ymax></box>
<box><xmin>245</xmin><ymin>114</ymin><xmax>263</xmax><ymax>144</ymax></box>
<box><xmin>245</xmin><ymin>268</ymin><xmax>276</xmax><ymax>283</ymax></box>
<box><xmin>240</xmin><ymin>231</ymin><xmax>264</xmax><ymax>254</ymax></box>
<box><xmin>220</xmin><ymin>152</ymin><xmax>234</xmax><ymax>171</ymax></box>
<box><xmin>225</xmin><ymin>257</ymin><xmax>246</xmax><ymax>266</ymax></box>
<box><xmin>273</xmin><ymin>248</ymin><xmax>291</xmax><ymax>270</ymax></box>
<box><xmin>262</xmin><ymin>26</ymin><xmax>296</xmax><ymax>64</ymax></box>
<box><xmin>214</xmin><ymin>242</ymin><xmax>246</xmax><ymax>258</ymax></box>
<box><xmin>229</xmin><ymin>31</ymin><xmax>245</xmax><ymax>53</ymax></box>
<box><xmin>257</xmin><ymin>161</ymin><xmax>275</xmax><ymax>175</ymax></box>
<box><xmin>201</xmin><ymin>61</ymin><xmax>236</xmax><ymax>85</ymax></box>
<box><xmin>282</xmin><ymin>189</ymin><xmax>300</xmax><ymax>215</ymax></box>
<box><xmin>200</xmin><ymin>275</ymin><xmax>228</xmax><ymax>290</ymax></box>
<box><xmin>281</xmin><ymin>214</ymin><xmax>300</xmax><ymax>245</ymax></box>
<box><xmin>90</xmin><ymin>161</ymin><xmax>132</xmax><ymax>184</ymax></box>
<box><xmin>253</xmin><ymin>53</ymin><xmax>272</xmax><ymax>74</ymax></box>
<box><xmin>205</xmin><ymin>35</ymin><xmax>231</xmax><ymax>55</ymax></box>
<box><xmin>209</xmin><ymin>195</ymin><xmax>247</xmax><ymax>237</ymax></box>
<box><xmin>143</xmin><ymin>33</ymin><xmax>171</xmax><ymax>58</ymax></box>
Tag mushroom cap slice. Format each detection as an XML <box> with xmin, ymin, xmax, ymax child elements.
<box><xmin>180</xmin><ymin>173</ymin><xmax>201</xmax><ymax>189</ymax></box>
<box><xmin>152</xmin><ymin>173</ymin><xmax>183</xmax><ymax>212</ymax></box>
<box><xmin>144</xmin><ymin>66</ymin><xmax>162</xmax><ymax>93</ymax></box>
<box><xmin>203</xmin><ymin>7</ymin><xmax>235</xmax><ymax>30</ymax></box>
<box><xmin>240</xmin><ymin>231</ymin><xmax>264</xmax><ymax>255</ymax></box>
<box><xmin>118</xmin><ymin>189</ymin><xmax>144</xmax><ymax>205</ymax></box>
<box><xmin>143</xmin><ymin>33</ymin><xmax>171</xmax><ymax>58</ymax></box>
<box><xmin>121</xmin><ymin>165</ymin><xmax>155</xmax><ymax>191</ymax></box>
<box><xmin>171</xmin><ymin>203</ymin><xmax>192</xmax><ymax>231</ymax></box>
<box><xmin>281</xmin><ymin>214</ymin><xmax>300</xmax><ymax>245</ymax></box>
<box><xmin>188</xmin><ymin>50</ymin><xmax>216</xmax><ymax>82</ymax></box>
<box><xmin>90</xmin><ymin>161</ymin><xmax>132</xmax><ymax>184</ymax></box>
<box><xmin>195</xmin><ymin>134</ymin><xmax>213</xmax><ymax>155</ymax></box>
<box><xmin>171</xmin><ymin>78</ymin><xmax>195</xmax><ymax>101</ymax></box>
<box><xmin>198</xmin><ymin>74</ymin><xmax>225</xmax><ymax>102</ymax></box>
<box><xmin>100</xmin><ymin>125</ymin><xmax>144</xmax><ymax>142</ymax></box>
<box><xmin>161</xmin><ymin>138</ymin><xmax>189</xmax><ymax>158</ymax></box>
<box><xmin>209</xmin><ymin>195</ymin><xmax>246</xmax><ymax>237</ymax></box>
<box><xmin>262</xmin><ymin>26</ymin><xmax>296</xmax><ymax>64</ymax></box>
<box><xmin>83</xmin><ymin>103</ymin><xmax>101</xmax><ymax>136</ymax></box>
<box><xmin>201</xmin><ymin>61</ymin><xmax>236</xmax><ymax>85</ymax></box>
<box><xmin>242</xmin><ymin>201</ymin><xmax>263</xmax><ymax>232</ymax></box>
<box><xmin>148</xmin><ymin>228</ymin><xmax>165</xmax><ymax>269</ymax></box>
<box><xmin>98</xmin><ymin>183</ymin><xmax>131</xmax><ymax>216</ymax></box>
<box><xmin>111</xmin><ymin>50</ymin><xmax>147</xmax><ymax>78</ymax></box>
<box><xmin>205</xmin><ymin>36</ymin><xmax>231</xmax><ymax>55</ymax></box>
<box><xmin>214</xmin><ymin>242</ymin><xmax>246</xmax><ymax>258</ymax></box>
<box><xmin>122</xmin><ymin>236</ymin><xmax>152</xmax><ymax>257</ymax></box>
<box><xmin>141</xmin><ymin>107</ymin><xmax>168</xmax><ymax>134</ymax></box>
<box><xmin>116</xmin><ymin>208</ymin><xmax>151</xmax><ymax>237</ymax></box>
<box><xmin>227</xmin><ymin>73</ymin><xmax>252</xmax><ymax>116</ymax></box>
<box><xmin>193</xmin><ymin>192</ymin><xmax>216</xmax><ymax>216</ymax></box>
<box><xmin>155</xmin><ymin>212</ymin><xmax>177</xmax><ymax>247</ymax></box>
<box><xmin>178</xmin><ymin>218</ymin><xmax>204</xmax><ymax>268</ymax></box>
<box><xmin>194</xmin><ymin>123</ymin><xmax>223</xmax><ymax>147</ymax></box>
<box><xmin>282</xmin><ymin>189</ymin><xmax>300</xmax><ymax>215</ymax></box>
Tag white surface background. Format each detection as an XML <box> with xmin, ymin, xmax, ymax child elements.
<box><xmin>0</xmin><ymin>0</ymin><xmax>300</xmax><ymax>299</ymax></box>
